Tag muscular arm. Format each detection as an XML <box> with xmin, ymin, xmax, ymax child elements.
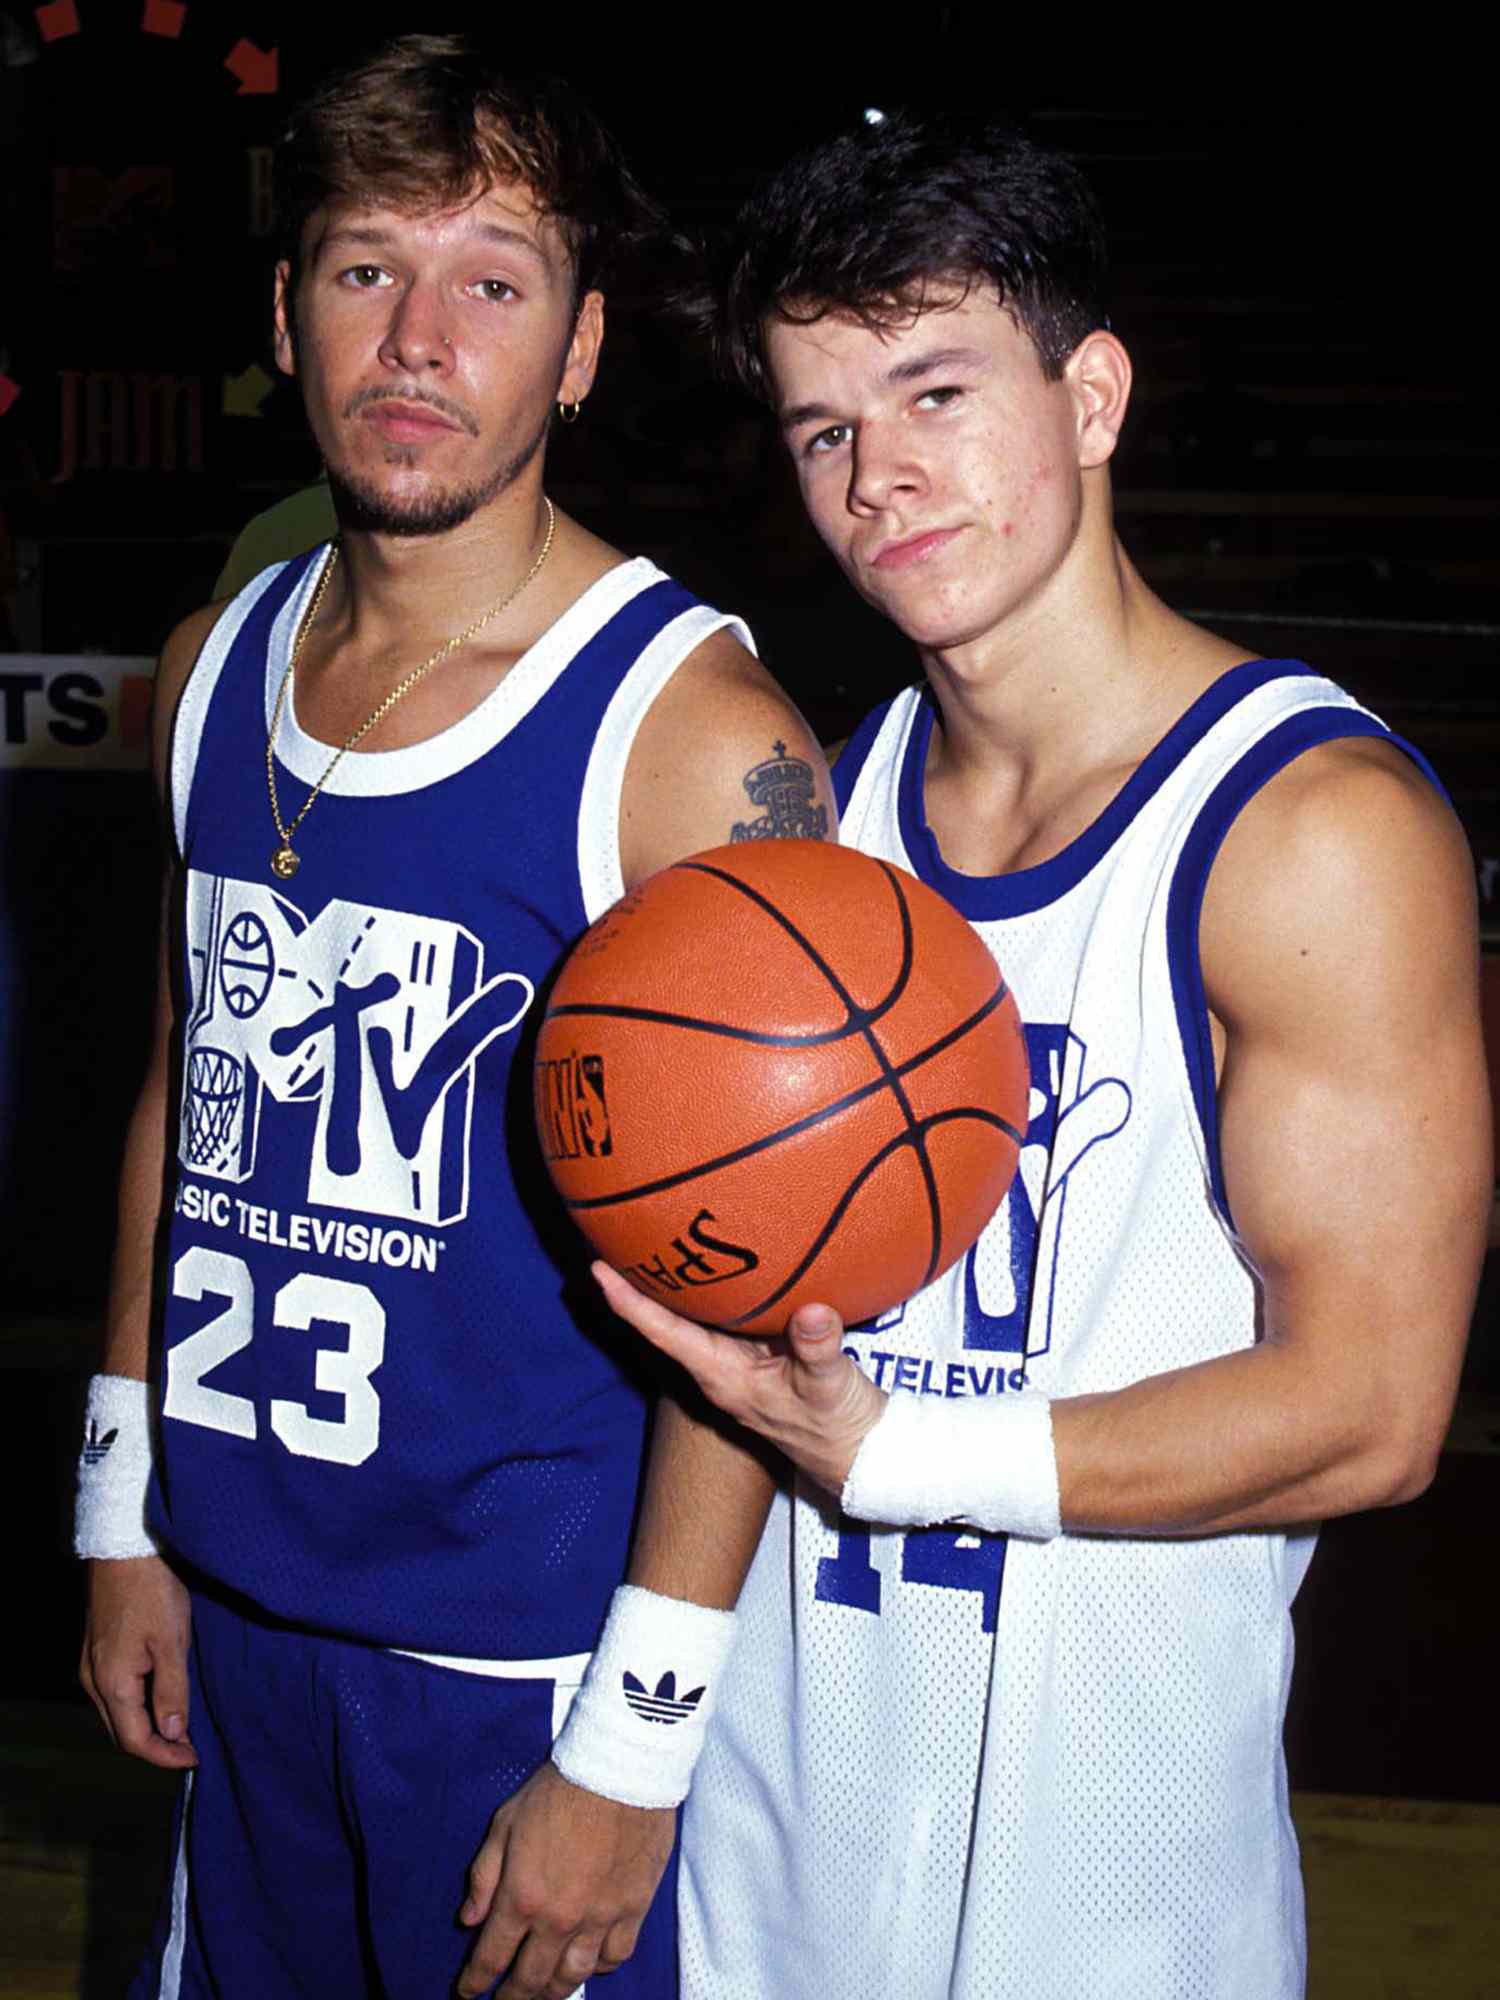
<box><xmin>79</xmin><ymin>603</ymin><xmax>223</xmax><ymax>1771</ymax></box>
<box><xmin>1055</xmin><ymin>737</ymin><xmax>1488</xmax><ymax>1531</ymax></box>
<box><xmin>596</xmin><ymin>739</ymin><xmax>1490</xmax><ymax>1539</ymax></box>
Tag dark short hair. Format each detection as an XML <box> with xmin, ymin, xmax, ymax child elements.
<box><xmin>707</xmin><ymin>112</ymin><xmax>1110</xmax><ymax>400</ymax></box>
<box><xmin>276</xmin><ymin>33</ymin><xmax>661</xmax><ymax>298</ymax></box>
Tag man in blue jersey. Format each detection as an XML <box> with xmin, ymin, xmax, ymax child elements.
<box><xmin>74</xmin><ymin>36</ymin><xmax>832</xmax><ymax>2000</ymax></box>
<box><xmin>595</xmin><ymin>116</ymin><xmax>1491</xmax><ymax>1998</ymax></box>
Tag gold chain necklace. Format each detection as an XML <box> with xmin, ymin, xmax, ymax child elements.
<box><xmin>265</xmin><ymin>496</ymin><xmax>557</xmax><ymax>880</ymax></box>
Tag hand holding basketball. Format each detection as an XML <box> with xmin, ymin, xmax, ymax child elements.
<box><xmin>592</xmin><ymin>1262</ymin><xmax>886</xmax><ymax>1498</ymax></box>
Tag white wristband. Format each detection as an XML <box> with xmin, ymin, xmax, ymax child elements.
<box><xmin>74</xmin><ymin>1374</ymin><xmax>163</xmax><ymax>1560</ymax></box>
<box><xmin>842</xmin><ymin>1388</ymin><xmax>1062</xmax><ymax>1541</ymax></box>
<box><xmin>550</xmin><ymin>1584</ymin><xmax>737</xmax><ymax>1809</ymax></box>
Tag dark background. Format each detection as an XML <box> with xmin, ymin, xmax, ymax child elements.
<box><xmin>2</xmin><ymin>12</ymin><xmax>1493</xmax><ymax>703</ymax></box>
<box><xmin>0</xmin><ymin>5</ymin><xmax>1496</xmax><ymax>1810</ymax></box>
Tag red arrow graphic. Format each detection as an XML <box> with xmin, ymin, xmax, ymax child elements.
<box><xmin>34</xmin><ymin>0</ymin><xmax>81</xmax><ymax>40</ymax></box>
<box><xmin>224</xmin><ymin>37</ymin><xmax>277</xmax><ymax>94</ymax></box>
<box><xmin>0</xmin><ymin>376</ymin><xmax>20</xmax><ymax>420</ymax></box>
<box><xmin>142</xmin><ymin>0</ymin><xmax>187</xmax><ymax>37</ymax></box>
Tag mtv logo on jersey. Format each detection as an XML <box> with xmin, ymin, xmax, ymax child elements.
<box><xmin>178</xmin><ymin>871</ymin><xmax>532</xmax><ymax>1225</ymax></box>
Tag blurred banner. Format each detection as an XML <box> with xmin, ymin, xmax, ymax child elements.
<box><xmin>0</xmin><ymin>673</ymin><xmax>159</xmax><ymax>1312</ymax></box>
<box><xmin>0</xmin><ymin>656</ymin><xmax>153</xmax><ymax>771</ymax></box>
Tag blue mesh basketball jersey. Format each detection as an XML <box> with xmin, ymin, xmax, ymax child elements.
<box><xmin>150</xmin><ymin>549</ymin><xmax>749</xmax><ymax>1658</ymax></box>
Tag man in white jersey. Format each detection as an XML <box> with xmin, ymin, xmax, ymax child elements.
<box><xmin>595</xmin><ymin>114</ymin><xmax>1491</xmax><ymax>1998</ymax></box>
<box><xmin>74</xmin><ymin>37</ymin><xmax>832</xmax><ymax>2000</ymax></box>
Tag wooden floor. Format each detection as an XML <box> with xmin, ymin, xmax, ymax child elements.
<box><xmin>3</xmin><ymin>1701</ymin><xmax>1498</xmax><ymax>2000</ymax></box>
<box><xmin>1297</xmin><ymin>1796</ymin><xmax>1500</xmax><ymax>1999</ymax></box>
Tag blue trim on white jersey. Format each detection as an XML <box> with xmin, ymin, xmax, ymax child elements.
<box><xmin>1166</xmin><ymin>709</ymin><xmax>1444</xmax><ymax>1226</ymax></box>
<box><xmin>896</xmin><ymin>661</ymin><xmax>1320</xmax><ymax>918</ymax></box>
<box><xmin>833</xmin><ymin>694</ymin><xmax>903</xmax><ymax>816</ymax></box>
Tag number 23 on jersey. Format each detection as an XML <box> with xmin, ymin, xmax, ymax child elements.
<box><xmin>165</xmin><ymin>1246</ymin><xmax>384</xmax><ymax>1467</ymax></box>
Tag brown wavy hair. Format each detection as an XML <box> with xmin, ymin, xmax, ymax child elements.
<box><xmin>698</xmin><ymin>112</ymin><xmax>1110</xmax><ymax>402</ymax></box>
<box><xmin>276</xmin><ymin>33</ymin><xmax>663</xmax><ymax>300</ymax></box>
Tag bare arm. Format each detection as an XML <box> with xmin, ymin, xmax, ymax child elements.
<box><xmin>100</xmin><ymin>881</ymin><xmax>175</xmax><ymax>1384</ymax></box>
<box><xmin>594</xmin><ymin>739</ymin><xmax>1490</xmax><ymax>1538</ymax></box>
<box><xmin>1054</xmin><ymin>737</ymin><xmax>1488</xmax><ymax>1531</ymax></box>
<box><xmin>101</xmin><ymin>601</ymin><xmax>226</xmax><ymax>1375</ymax></box>
<box><xmin>458</xmin><ymin>632</ymin><xmax>832</xmax><ymax>2000</ymax></box>
<box><xmin>79</xmin><ymin>602</ymin><xmax>223</xmax><ymax>1771</ymax></box>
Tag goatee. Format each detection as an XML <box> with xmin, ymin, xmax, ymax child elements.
<box><xmin>326</xmin><ymin>418</ymin><xmax>549</xmax><ymax>538</ymax></box>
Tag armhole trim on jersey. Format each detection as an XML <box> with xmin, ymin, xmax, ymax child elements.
<box><xmin>169</xmin><ymin>559</ymin><xmax>306</xmax><ymax>860</ymax></box>
<box><xmin>897</xmin><ymin>662</ymin><xmax>1327</xmax><ymax>919</ymax></box>
<box><xmin>837</xmin><ymin>689</ymin><xmax>922</xmax><ymax>851</ymax></box>
<box><xmin>576</xmin><ymin>604</ymin><xmax>755</xmax><ymax>923</ymax></box>
<box><xmin>1166</xmin><ymin>708</ymin><xmax>1442</xmax><ymax>1229</ymax></box>
<box><xmin>832</xmin><ymin>691</ymin><xmax>906</xmax><ymax>816</ymax></box>
<box><xmin>270</xmin><ymin>556</ymin><xmax>677</xmax><ymax>800</ymax></box>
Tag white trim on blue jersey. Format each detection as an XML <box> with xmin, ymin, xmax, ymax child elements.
<box><xmin>577</xmin><ymin>595</ymin><xmax>755</xmax><ymax>920</ymax></box>
<box><xmin>172</xmin><ymin>554</ymin><xmax>752</xmax><ymax>861</ymax></box>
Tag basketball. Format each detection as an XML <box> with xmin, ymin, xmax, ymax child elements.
<box><xmin>534</xmin><ymin>841</ymin><xmax>1027</xmax><ymax>1335</ymax></box>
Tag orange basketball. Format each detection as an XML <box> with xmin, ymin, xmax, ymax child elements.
<box><xmin>533</xmin><ymin>842</ymin><xmax>1028</xmax><ymax>1335</ymax></box>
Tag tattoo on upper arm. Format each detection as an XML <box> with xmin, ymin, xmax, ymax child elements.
<box><xmin>730</xmin><ymin>741</ymin><xmax>829</xmax><ymax>843</ymax></box>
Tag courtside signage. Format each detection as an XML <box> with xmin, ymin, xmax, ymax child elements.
<box><xmin>0</xmin><ymin>656</ymin><xmax>153</xmax><ymax>770</ymax></box>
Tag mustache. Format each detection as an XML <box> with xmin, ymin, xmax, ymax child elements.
<box><xmin>342</xmin><ymin>385</ymin><xmax>481</xmax><ymax>438</ymax></box>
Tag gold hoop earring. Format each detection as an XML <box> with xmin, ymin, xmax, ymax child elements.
<box><xmin>557</xmin><ymin>399</ymin><xmax>581</xmax><ymax>424</ymax></box>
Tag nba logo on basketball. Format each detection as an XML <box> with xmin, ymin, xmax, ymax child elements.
<box><xmin>534</xmin><ymin>1051</ymin><xmax>614</xmax><ymax>1162</ymax></box>
<box><xmin>178</xmin><ymin>870</ymin><xmax>533</xmax><ymax>1225</ymax></box>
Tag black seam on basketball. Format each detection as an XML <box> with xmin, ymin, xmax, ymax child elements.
<box><xmin>565</xmin><ymin>1067</ymin><xmax>896</xmax><ymax>1210</ymax></box>
<box><xmin>725</xmin><ymin>1106</ymin><xmax>1020</xmax><ymax>1329</ymax></box>
<box><xmin>886</xmin><ymin>986</ymin><xmax>1015</xmax><ymax>1115</ymax></box>
<box><xmin>544</xmin><ymin>1000</ymin><xmax>871</xmax><ymax>1051</ymax></box>
<box><xmin>674</xmin><ymin>857</ymin><xmax>916</xmax><ymax>1038</ymax></box>
<box><xmin>544</xmin><ymin>862</ymin><xmax>943</xmax><ymax>1054</ymax></box>
<box><xmin>549</xmin><ymin>971</ymin><xmax>1008</xmax><ymax>1052</ymax></box>
<box><xmin>680</xmin><ymin>858</ymin><xmax>932</xmax><ymax>1229</ymax></box>
<box><xmin>562</xmin><ymin>985</ymin><xmax>1016</xmax><ymax>1211</ymax></box>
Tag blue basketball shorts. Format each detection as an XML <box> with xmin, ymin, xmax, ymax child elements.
<box><xmin>129</xmin><ymin>1587</ymin><xmax>680</xmax><ymax>1999</ymax></box>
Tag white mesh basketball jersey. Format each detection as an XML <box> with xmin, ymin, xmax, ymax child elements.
<box><xmin>681</xmin><ymin>663</ymin><xmax>1433</xmax><ymax>2000</ymax></box>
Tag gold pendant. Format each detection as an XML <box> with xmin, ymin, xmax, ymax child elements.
<box><xmin>271</xmin><ymin>844</ymin><xmax>300</xmax><ymax>880</ymax></box>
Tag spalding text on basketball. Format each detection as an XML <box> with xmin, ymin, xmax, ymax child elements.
<box><xmin>627</xmin><ymin>1209</ymin><xmax>760</xmax><ymax>1295</ymax></box>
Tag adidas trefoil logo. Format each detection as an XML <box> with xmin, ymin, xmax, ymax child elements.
<box><xmin>622</xmin><ymin>1670</ymin><xmax>706</xmax><ymax>1726</ymax></box>
<box><xmin>82</xmin><ymin>1421</ymin><xmax>119</xmax><ymax>1468</ymax></box>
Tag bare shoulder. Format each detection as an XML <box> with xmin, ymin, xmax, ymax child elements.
<box><xmin>621</xmin><ymin>627</ymin><xmax>836</xmax><ymax>884</ymax></box>
<box><xmin>636</xmin><ymin>623</ymin><xmax>803</xmax><ymax>726</ymax></box>
<box><xmin>1202</xmin><ymin>734</ymin><xmax>1477</xmax><ymax>1035</ymax></box>
<box><xmin>151</xmin><ymin>600</ymin><xmax>229</xmax><ymax>787</ymax></box>
<box><xmin>1203</xmin><ymin>731</ymin><xmax>1489</xmax><ymax>1367</ymax></box>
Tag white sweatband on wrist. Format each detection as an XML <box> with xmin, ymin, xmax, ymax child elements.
<box><xmin>842</xmin><ymin>1388</ymin><xmax>1062</xmax><ymax>1541</ymax></box>
<box><xmin>74</xmin><ymin>1374</ymin><xmax>163</xmax><ymax>1560</ymax></box>
<box><xmin>550</xmin><ymin>1584</ymin><xmax>737</xmax><ymax>1809</ymax></box>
